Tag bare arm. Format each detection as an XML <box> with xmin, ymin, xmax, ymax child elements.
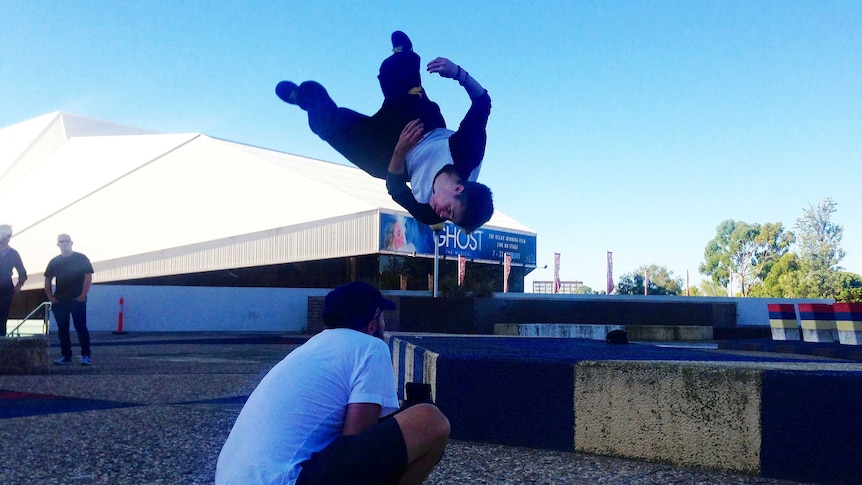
<box><xmin>342</xmin><ymin>402</ymin><xmax>382</xmax><ymax>436</ymax></box>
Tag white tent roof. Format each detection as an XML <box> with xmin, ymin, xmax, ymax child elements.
<box><xmin>1</xmin><ymin>112</ymin><xmax>532</xmax><ymax>290</ymax></box>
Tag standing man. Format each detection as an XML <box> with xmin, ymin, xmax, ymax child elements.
<box><xmin>0</xmin><ymin>224</ymin><xmax>27</xmax><ymax>336</ymax></box>
<box><xmin>44</xmin><ymin>234</ymin><xmax>94</xmax><ymax>365</ymax></box>
<box><xmin>216</xmin><ymin>281</ymin><xmax>449</xmax><ymax>485</ymax></box>
<box><xmin>276</xmin><ymin>31</ymin><xmax>494</xmax><ymax>233</ymax></box>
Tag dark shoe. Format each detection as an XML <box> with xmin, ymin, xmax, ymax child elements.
<box><xmin>54</xmin><ymin>357</ymin><xmax>72</xmax><ymax>365</ymax></box>
<box><xmin>275</xmin><ymin>81</ymin><xmax>299</xmax><ymax>105</ymax></box>
<box><xmin>391</xmin><ymin>31</ymin><xmax>412</xmax><ymax>53</ymax></box>
<box><xmin>80</xmin><ymin>356</ymin><xmax>91</xmax><ymax>366</ymax></box>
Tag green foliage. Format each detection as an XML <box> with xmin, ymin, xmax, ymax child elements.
<box><xmin>794</xmin><ymin>197</ymin><xmax>847</xmax><ymax>299</ymax></box>
<box><xmin>570</xmin><ymin>285</ymin><xmax>597</xmax><ymax>295</ymax></box>
<box><xmin>703</xmin><ymin>197</ymin><xmax>855</xmax><ymax>299</ymax></box>
<box><xmin>699</xmin><ymin>219</ymin><xmax>793</xmax><ymax>296</ymax></box>
<box><xmin>697</xmin><ymin>279</ymin><xmax>729</xmax><ymax>297</ymax></box>
<box><xmin>617</xmin><ymin>264</ymin><xmax>683</xmax><ymax>295</ymax></box>
<box><xmin>835</xmin><ymin>272</ymin><xmax>862</xmax><ymax>303</ymax></box>
<box><xmin>747</xmin><ymin>253</ymin><xmax>812</xmax><ymax>298</ymax></box>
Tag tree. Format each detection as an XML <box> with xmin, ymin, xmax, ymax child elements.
<box><xmin>617</xmin><ymin>264</ymin><xmax>683</xmax><ymax>295</ymax></box>
<box><xmin>697</xmin><ymin>278</ymin><xmax>730</xmax><ymax>297</ymax></box>
<box><xmin>699</xmin><ymin>220</ymin><xmax>793</xmax><ymax>296</ymax></box>
<box><xmin>835</xmin><ymin>272</ymin><xmax>862</xmax><ymax>303</ymax></box>
<box><xmin>748</xmin><ymin>253</ymin><xmax>812</xmax><ymax>298</ymax></box>
<box><xmin>795</xmin><ymin>197</ymin><xmax>846</xmax><ymax>298</ymax></box>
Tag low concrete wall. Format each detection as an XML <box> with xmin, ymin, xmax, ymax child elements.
<box><xmin>575</xmin><ymin>360</ymin><xmax>762</xmax><ymax>474</ymax></box>
<box><xmin>495</xmin><ymin>323</ymin><xmax>713</xmax><ymax>341</ymax></box>
<box><xmin>390</xmin><ymin>334</ymin><xmax>862</xmax><ymax>485</ymax></box>
<box><xmin>0</xmin><ymin>336</ymin><xmax>49</xmax><ymax>375</ymax></box>
<box><xmin>575</xmin><ymin>360</ymin><xmax>862</xmax><ymax>484</ymax></box>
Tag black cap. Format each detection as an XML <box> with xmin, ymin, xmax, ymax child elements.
<box><xmin>322</xmin><ymin>282</ymin><xmax>396</xmax><ymax>330</ymax></box>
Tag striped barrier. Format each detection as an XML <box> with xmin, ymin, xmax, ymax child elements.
<box><xmin>767</xmin><ymin>304</ymin><xmax>800</xmax><ymax>341</ymax></box>
<box><xmin>388</xmin><ymin>334</ymin><xmax>862</xmax><ymax>484</ymax></box>
<box><xmin>387</xmin><ymin>336</ymin><xmax>440</xmax><ymax>403</ymax></box>
<box><xmin>834</xmin><ymin>302</ymin><xmax>862</xmax><ymax>346</ymax></box>
<box><xmin>798</xmin><ymin>303</ymin><xmax>837</xmax><ymax>343</ymax></box>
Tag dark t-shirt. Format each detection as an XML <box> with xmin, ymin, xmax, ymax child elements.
<box><xmin>45</xmin><ymin>252</ymin><xmax>94</xmax><ymax>302</ymax></box>
<box><xmin>0</xmin><ymin>248</ymin><xmax>26</xmax><ymax>289</ymax></box>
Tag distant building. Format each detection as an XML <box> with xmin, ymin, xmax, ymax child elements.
<box><xmin>532</xmin><ymin>280</ymin><xmax>584</xmax><ymax>294</ymax></box>
<box><xmin>2</xmin><ymin>112</ymin><xmax>538</xmax><ymax>305</ymax></box>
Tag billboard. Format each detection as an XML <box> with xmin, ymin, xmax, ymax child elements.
<box><xmin>379</xmin><ymin>213</ymin><xmax>536</xmax><ymax>266</ymax></box>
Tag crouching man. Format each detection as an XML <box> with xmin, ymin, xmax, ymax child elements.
<box><xmin>216</xmin><ymin>282</ymin><xmax>450</xmax><ymax>485</ymax></box>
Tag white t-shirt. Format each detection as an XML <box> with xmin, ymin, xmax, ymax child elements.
<box><xmin>215</xmin><ymin>329</ymin><xmax>399</xmax><ymax>485</ymax></box>
<box><xmin>406</xmin><ymin>128</ymin><xmax>483</xmax><ymax>204</ymax></box>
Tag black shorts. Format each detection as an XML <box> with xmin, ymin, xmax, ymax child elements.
<box><xmin>296</xmin><ymin>416</ymin><xmax>408</xmax><ymax>485</ymax></box>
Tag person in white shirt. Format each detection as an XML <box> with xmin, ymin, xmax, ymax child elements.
<box><xmin>216</xmin><ymin>282</ymin><xmax>449</xmax><ymax>485</ymax></box>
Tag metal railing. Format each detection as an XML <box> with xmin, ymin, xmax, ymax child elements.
<box><xmin>5</xmin><ymin>302</ymin><xmax>52</xmax><ymax>337</ymax></box>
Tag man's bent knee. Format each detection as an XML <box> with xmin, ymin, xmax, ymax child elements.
<box><xmin>395</xmin><ymin>403</ymin><xmax>450</xmax><ymax>445</ymax></box>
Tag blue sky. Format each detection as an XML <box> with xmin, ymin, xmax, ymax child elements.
<box><xmin>2</xmin><ymin>1</ymin><xmax>860</xmax><ymax>292</ymax></box>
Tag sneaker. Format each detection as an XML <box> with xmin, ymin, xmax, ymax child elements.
<box><xmin>391</xmin><ymin>31</ymin><xmax>412</xmax><ymax>53</ymax></box>
<box><xmin>80</xmin><ymin>356</ymin><xmax>91</xmax><ymax>366</ymax></box>
<box><xmin>55</xmin><ymin>357</ymin><xmax>73</xmax><ymax>365</ymax></box>
<box><xmin>275</xmin><ymin>81</ymin><xmax>299</xmax><ymax>105</ymax></box>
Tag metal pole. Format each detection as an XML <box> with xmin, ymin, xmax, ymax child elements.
<box><xmin>433</xmin><ymin>235</ymin><xmax>439</xmax><ymax>298</ymax></box>
<box><xmin>430</xmin><ymin>223</ymin><xmax>445</xmax><ymax>298</ymax></box>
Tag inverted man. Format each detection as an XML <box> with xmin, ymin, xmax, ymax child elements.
<box><xmin>276</xmin><ymin>31</ymin><xmax>494</xmax><ymax>233</ymax></box>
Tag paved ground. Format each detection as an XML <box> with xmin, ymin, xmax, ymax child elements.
<box><xmin>0</xmin><ymin>332</ymin><xmax>815</xmax><ymax>484</ymax></box>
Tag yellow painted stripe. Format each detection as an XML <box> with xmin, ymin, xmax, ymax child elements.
<box><xmin>800</xmin><ymin>319</ymin><xmax>837</xmax><ymax>330</ymax></box>
<box><xmin>769</xmin><ymin>319</ymin><xmax>798</xmax><ymax>329</ymax></box>
<box><xmin>837</xmin><ymin>321</ymin><xmax>862</xmax><ymax>332</ymax></box>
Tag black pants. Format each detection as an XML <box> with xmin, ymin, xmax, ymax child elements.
<box><xmin>53</xmin><ymin>300</ymin><xmax>91</xmax><ymax>358</ymax></box>
<box><xmin>297</xmin><ymin>49</ymin><xmax>447</xmax><ymax>180</ymax></box>
<box><xmin>0</xmin><ymin>286</ymin><xmax>13</xmax><ymax>336</ymax></box>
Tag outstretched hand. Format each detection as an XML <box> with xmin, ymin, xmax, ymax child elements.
<box><xmin>426</xmin><ymin>57</ymin><xmax>458</xmax><ymax>78</ymax></box>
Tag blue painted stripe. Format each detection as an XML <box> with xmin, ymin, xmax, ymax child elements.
<box><xmin>798</xmin><ymin>312</ymin><xmax>835</xmax><ymax>320</ymax></box>
<box><xmin>835</xmin><ymin>311</ymin><xmax>862</xmax><ymax>321</ymax></box>
<box><xmin>768</xmin><ymin>311</ymin><xmax>797</xmax><ymax>320</ymax></box>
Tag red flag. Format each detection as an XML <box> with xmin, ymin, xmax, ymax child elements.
<box><xmin>606</xmin><ymin>251</ymin><xmax>615</xmax><ymax>294</ymax></box>
<box><xmin>458</xmin><ymin>255</ymin><xmax>466</xmax><ymax>286</ymax></box>
<box><xmin>553</xmin><ymin>253</ymin><xmax>561</xmax><ymax>294</ymax></box>
<box><xmin>503</xmin><ymin>253</ymin><xmax>512</xmax><ymax>293</ymax></box>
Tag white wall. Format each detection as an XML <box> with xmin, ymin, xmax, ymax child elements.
<box><xmin>47</xmin><ymin>286</ymin><xmax>834</xmax><ymax>333</ymax></box>
<box><xmin>48</xmin><ymin>285</ymin><xmax>330</xmax><ymax>333</ymax></box>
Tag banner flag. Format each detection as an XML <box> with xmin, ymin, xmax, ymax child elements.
<box><xmin>607</xmin><ymin>251</ymin><xmax>615</xmax><ymax>294</ymax></box>
<box><xmin>458</xmin><ymin>255</ymin><xmax>466</xmax><ymax>286</ymax></box>
<box><xmin>503</xmin><ymin>253</ymin><xmax>512</xmax><ymax>293</ymax></box>
<box><xmin>553</xmin><ymin>252</ymin><xmax>561</xmax><ymax>294</ymax></box>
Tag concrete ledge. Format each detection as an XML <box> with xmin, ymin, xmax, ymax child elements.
<box><xmin>574</xmin><ymin>360</ymin><xmax>862</xmax><ymax>483</ymax></box>
<box><xmin>0</xmin><ymin>335</ymin><xmax>50</xmax><ymax>375</ymax></box>
<box><xmin>494</xmin><ymin>323</ymin><xmax>712</xmax><ymax>341</ymax></box>
<box><xmin>575</xmin><ymin>360</ymin><xmax>762</xmax><ymax>474</ymax></box>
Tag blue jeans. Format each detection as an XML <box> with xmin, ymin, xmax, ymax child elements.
<box><xmin>53</xmin><ymin>300</ymin><xmax>90</xmax><ymax>358</ymax></box>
